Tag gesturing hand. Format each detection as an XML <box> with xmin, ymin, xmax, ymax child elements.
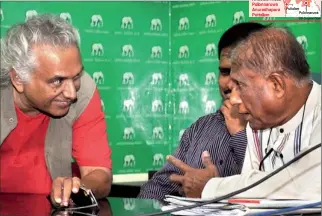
<box><xmin>50</xmin><ymin>176</ymin><xmax>82</xmax><ymax>207</ymax></box>
<box><xmin>168</xmin><ymin>151</ymin><xmax>218</xmax><ymax>198</ymax></box>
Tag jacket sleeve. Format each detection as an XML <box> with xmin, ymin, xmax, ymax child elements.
<box><xmin>137</xmin><ymin>129</ymin><xmax>191</xmax><ymax>199</ymax></box>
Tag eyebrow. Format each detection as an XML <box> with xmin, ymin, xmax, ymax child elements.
<box><xmin>48</xmin><ymin>66</ymin><xmax>84</xmax><ymax>82</ymax></box>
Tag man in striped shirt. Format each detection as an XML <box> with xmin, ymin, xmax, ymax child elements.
<box><xmin>201</xmin><ymin>27</ymin><xmax>321</xmax><ymax>200</ymax></box>
<box><xmin>138</xmin><ymin>22</ymin><xmax>267</xmax><ymax>200</ymax></box>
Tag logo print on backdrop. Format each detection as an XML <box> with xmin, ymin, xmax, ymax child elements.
<box><xmin>151</xmin><ymin>73</ymin><xmax>163</xmax><ymax>85</ymax></box>
<box><xmin>178</xmin><ymin>17</ymin><xmax>189</xmax><ymax>30</ymax></box>
<box><xmin>233</xmin><ymin>11</ymin><xmax>245</xmax><ymax>24</ymax></box>
<box><xmin>25</xmin><ymin>10</ymin><xmax>38</xmax><ymax>21</ymax></box>
<box><xmin>90</xmin><ymin>14</ymin><xmax>103</xmax><ymax>27</ymax></box>
<box><xmin>152</xmin><ymin>153</ymin><xmax>164</xmax><ymax>166</ymax></box>
<box><xmin>205</xmin><ymin>72</ymin><xmax>216</xmax><ymax>85</ymax></box>
<box><xmin>151</xmin><ymin>46</ymin><xmax>162</xmax><ymax>58</ymax></box>
<box><xmin>178</xmin><ymin>45</ymin><xmax>189</xmax><ymax>58</ymax></box>
<box><xmin>100</xmin><ymin>99</ymin><xmax>105</xmax><ymax>112</ymax></box>
<box><xmin>123</xmin><ymin>198</ymin><xmax>136</xmax><ymax>210</ymax></box>
<box><xmin>91</xmin><ymin>43</ymin><xmax>104</xmax><ymax>56</ymax></box>
<box><xmin>178</xmin><ymin>73</ymin><xmax>189</xmax><ymax>87</ymax></box>
<box><xmin>178</xmin><ymin>129</ymin><xmax>185</xmax><ymax>141</ymax></box>
<box><xmin>151</xmin><ymin>99</ymin><xmax>163</xmax><ymax>112</ymax></box>
<box><xmin>121</xmin><ymin>16</ymin><xmax>134</xmax><ymax>29</ymax></box>
<box><xmin>122</xmin><ymin>44</ymin><xmax>134</xmax><ymax>57</ymax></box>
<box><xmin>205</xmin><ymin>43</ymin><xmax>216</xmax><ymax>56</ymax></box>
<box><xmin>0</xmin><ymin>8</ymin><xmax>4</xmax><ymax>21</ymax></box>
<box><xmin>150</xmin><ymin>18</ymin><xmax>162</xmax><ymax>31</ymax></box>
<box><xmin>123</xmin><ymin>98</ymin><xmax>135</xmax><ymax>113</ymax></box>
<box><xmin>263</xmin><ymin>17</ymin><xmax>275</xmax><ymax>20</ymax></box>
<box><xmin>123</xmin><ymin>127</ymin><xmax>135</xmax><ymax>140</ymax></box>
<box><xmin>92</xmin><ymin>71</ymin><xmax>104</xmax><ymax>85</ymax></box>
<box><xmin>205</xmin><ymin>14</ymin><xmax>216</xmax><ymax>28</ymax></box>
<box><xmin>205</xmin><ymin>100</ymin><xmax>216</xmax><ymax>114</ymax></box>
<box><xmin>59</xmin><ymin>12</ymin><xmax>72</xmax><ymax>23</ymax></box>
<box><xmin>152</xmin><ymin>200</ymin><xmax>161</xmax><ymax>210</ymax></box>
<box><xmin>122</xmin><ymin>72</ymin><xmax>134</xmax><ymax>85</ymax></box>
<box><xmin>152</xmin><ymin>127</ymin><xmax>164</xmax><ymax>140</ymax></box>
<box><xmin>296</xmin><ymin>35</ymin><xmax>308</xmax><ymax>50</ymax></box>
<box><xmin>179</xmin><ymin>100</ymin><xmax>189</xmax><ymax>114</ymax></box>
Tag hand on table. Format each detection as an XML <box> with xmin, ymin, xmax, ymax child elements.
<box><xmin>168</xmin><ymin>151</ymin><xmax>218</xmax><ymax>198</ymax></box>
<box><xmin>50</xmin><ymin>176</ymin><xmax>83</xmax><ymax>207</ymax></box>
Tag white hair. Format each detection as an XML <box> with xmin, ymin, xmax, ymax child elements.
<box><xmin>1</xmin><ymin>13</ymin><xmax>80</xmax><ymax>87</ymax></box>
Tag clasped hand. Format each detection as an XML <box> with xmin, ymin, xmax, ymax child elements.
<box><xmin>168</xmin><ymin>151</ymin><xmax>218</xmax><ymax>198</ymax></box>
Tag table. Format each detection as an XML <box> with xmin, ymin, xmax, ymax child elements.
<box><xmin>0</xmin><ymin>193</ymin><xmax>168</xmax><ymax>216</ymax></box>
<box><xmin>0</xmin><ymin>193</ymin><xmax>320</xmax><ymax>216</ymax></box>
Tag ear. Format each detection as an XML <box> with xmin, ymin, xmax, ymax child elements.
<box><xmin>10</xmin><ymin>69</ymin><xmax>24</xmax><ymax>93</ymax></box>
<box><xmin>267</xmin><ymin>72</ymin><xmax>286</xmax><ymax>99</ymax></box>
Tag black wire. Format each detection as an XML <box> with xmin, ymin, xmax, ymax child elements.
<box><xmin>136</xmin><ymin>143</ymin><xmax>321</xmax><ymax>216</ymax></box>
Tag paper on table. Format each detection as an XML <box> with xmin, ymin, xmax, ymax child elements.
<box><xmin>161</xmin><ymin>204</ymin><xmax>247</xmax><ymax>216</ymax></box>
<box><xmin>165</xmin><ymin>195</ymin><xmax>214</xmax><ymax>203</ymax></box>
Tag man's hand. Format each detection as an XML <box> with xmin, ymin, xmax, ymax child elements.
<box><xmin>50</xmin><ymin>176</ymin><xmax>81</xmax><ymax>207</ymax></box>
<box><xmin>168</xmin><ymin>151</ymin><xmax>218</xmax><ymax>198</ymax></box>
<box><xmin>220</xmin><ymin>99</ymin><xmax>247</xmax><ymax>135</ymax></box>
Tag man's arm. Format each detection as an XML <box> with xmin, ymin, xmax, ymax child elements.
<box><xmin>227</xmin><ymin>129</ymin><xmax>247</xmax><ymax>171</ymax></box>
<box><xmin>137</xmin><ymin>129</ymin><xmax>191</xmax><ymax>199</ymax></box>
<box><xmin>72</xmin><ymin>89</ymin><xmax>113</xmax><ymax>198</ymax></box>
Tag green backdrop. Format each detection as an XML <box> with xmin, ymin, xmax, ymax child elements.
<box><xmin>1</xmin><ymin>1</ymin><xmax>320</xmax><ymax>177</ymax></box>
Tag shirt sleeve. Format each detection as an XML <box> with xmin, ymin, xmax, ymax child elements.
<box><xmin>201</xmin><ymin>120</ymin><xmax>321</xmax><ymax>200</ymax></box>
<box><xmin>137</xmin><ymin>129</ymin><xmax>191</xmax><ymax>199</ymax></box>
<box><xmin>228</xmin><ymin>129</ymin><xmax>247</xmax><ymax>169</ymax></box>
<box><xmin>72</xmin><ymin>88</ymin><xmax>112</xmax><ymax>170</ymax></box>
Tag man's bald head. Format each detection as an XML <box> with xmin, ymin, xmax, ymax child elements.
<box><xmin>231</xmin><ymin>27</ymin><xmax>311</xmax><ymax>84</ymax></box>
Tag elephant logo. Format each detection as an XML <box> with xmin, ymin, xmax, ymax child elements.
<box><xmin>151</xmin><ymin>100</ymin><xmax>163</xmax><ymax>112</ymax></box>
<box><xmin>100</xmin><ymin>99</ymin><xmax>105</xmax><ymax>112</ymax></box>
<box><xmin>121</xmin><ymin>16</ymin><xmax>133</xmax><ymax>29</ymax></box>
<box><xmin>122</xmin><ymin>44</ymin><xmax>134</xmax><ymax>57</ymax></box>
<box><xmin>233</xmin><ymin>11</ymin><xmax>245</xmax><ymax>25</ymax></box>
<box><xmin>91</xmin><ymin>14</ymin><xmax>103</xmax><ymax>27</ymax></box>
<box><xmin>123</xmin><ymin>198</ymin><xmax>136</xmax><ymax>210</ymax></box>
<box><xmin>152</xmin><ymin>153</ymin><xmax>164</xmax><ymax>166</ymax></box>
<box><xmin>178</xmin><ymin>45</ymin><xmax>189</xmax><ymax>58</ymax></box>
<box><xmin>179</xmin><ymin>129</ymin><xmax>185</xmax><ymax>141</ymax></box>
<box><xmin>296</xmin><ymin>35</ymin><xmax>308</xmax><ymax>50</ymax></box>
<box><xmin>178</xmin><ymin>73</ymin><xmax>189</xmax><ymax>87</ymax></box>
<box><xmin>205</xmin><ymin>14</ymin><xmax>216</xmax><ymax>28</ymax></box>
<box><xmin>92</xmin><ymin>71</ymin><xmax>104</xmax><ymax>85</ymax></box>
<box><xmin>205</xmin><ymin>100</ymin><xmax>216</xmax><ymax>114</ymax></box>
<box><xmin>205</xmin><ymin>43</ymin><xmax>216</xmax><ymax>56</ymax></box>
<box><xmin>123</xmin><ymin>99</ymin><xmax>135</xmax><ymax>113</ymax></box>
<box><xmin>25</xmin><ymin>10</ymin><xmax>38</xmax><ymax>21</ymax></box>
<box><xmin>0</xmin><ymin>8</ymin><xmax>4</xmax><ymax>21</ymax></box>
<box><xmin>178</xmin><ymin>17</ymin><xmax>189</xmax><ymax>30</ymax></box>
<box><xmin>91</xmin><ymin>43</ymin><xmax>104</xmax><ymax>56</ymax></box>
<box><xmin>150</xmin><ymin>18</ymin><xmax>162</xmax><ymax>31</ymax></box>
<box><xmin>60</xmin><ymin>12</ymin><xmax>72</xmax><ymax>23</ymax></box>
<box><xmin>205</xmin><ymin>72</ymin><xmax>216</xmax><ymax>85</ymax></box>
<box><xmin>122</xmin><ymin>72</ymin><xmax>134</xmax><ymax>85</ymax></box>
<box><xmin>123</xmin><ymin>127</ymin><xmax>135</xmax><ymax>140</ymax></box>
<box><xmin>73</xmin><ymin>28</ymin><xmax>81</xmax><ymax>45</ymax></box>
<box><xmin>179</xmin><ymin>100</ymin><xmax>189</xmax><ymax>114</ymax></box>
<box><xmin>152</xmin><ymin>126</ymin><xmax>163</xmax><ymax>140</ymax></box>
<box><xmin>151</xmin><ymin>73</ymin><xmax>163</xmax><ymax>85</ymax></box>
<box><xmin>151</xmin><ymin>46</ymin><xmax>162</xmax><ymax>58</ymax></box>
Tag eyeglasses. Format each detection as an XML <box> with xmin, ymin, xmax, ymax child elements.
<box><xmin>50</xmin><ymin>186</ymin><xmax>100</xmax><ymax>216</ymax></box>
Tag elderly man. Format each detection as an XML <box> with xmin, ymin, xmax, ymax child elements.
<box><xmin>0</xmin><ymin>14</ymin><xmax>112</xmax><ymax>206</ymax></box>
<box><xmin>138</xmin><ymin>22</ymin><xmax>267</xmax><ymax>199</ymax></box>
<box><xmin>170</xmin><ymin>27</ymin><xmax>320</xmax><ymax>200</ymax></box>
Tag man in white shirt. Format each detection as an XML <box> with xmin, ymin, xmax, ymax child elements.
<box><xmin>201</xmin><ymin>27</ymin><xmax>321</xmax><ymax>200</ymax></box>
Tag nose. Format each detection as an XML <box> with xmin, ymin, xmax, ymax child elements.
<box><xmin>62</xmin><ymin>80</ymin><xmax>77</xmax><ymax>101</ymax></box>
<box><xmin>230</xmin><ymin>87</ymin><xmax>242</xmax><ymax>106</ymax></box>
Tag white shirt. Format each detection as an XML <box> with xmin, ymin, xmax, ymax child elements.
<box><xmin>202</xmin><ymin>81</ymin><xmax>321</xmax><ymax>200</ymax></box>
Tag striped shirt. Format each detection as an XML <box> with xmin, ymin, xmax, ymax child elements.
<box><xmin>138</xmin><ymin>110</ymin><xmax>247</xmax><ymax>199</ymax></box>
<box><xmin>202</xmin><ymin>81</ymin><xmax>321</xmax><ymax>200</ymax></box>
